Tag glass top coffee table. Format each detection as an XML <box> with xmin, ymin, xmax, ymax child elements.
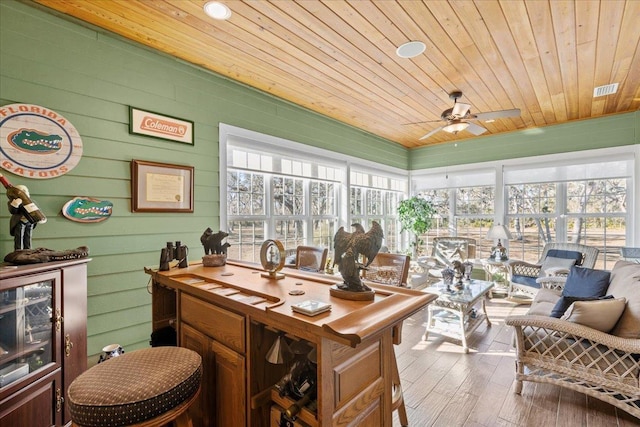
<box><xmin>423</xmin><ymin>279</ymin><xmax>494</xmax><ymax>353</ymax></box>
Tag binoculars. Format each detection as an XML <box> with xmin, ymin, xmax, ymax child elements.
<box><xmin>159</xmin><ymin>241</ymin><xmax>189</xmax><ymax>271</ymax></box>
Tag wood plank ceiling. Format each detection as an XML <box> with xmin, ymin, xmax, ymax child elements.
<box><xmin>29</xmin><ymin>0</ymin><xmax>640</xmax><ymax>148</ymax></box>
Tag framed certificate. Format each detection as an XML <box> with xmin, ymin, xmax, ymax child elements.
<box><xmin>131</xmin><ymin>160</ymin><xmax>194</xmax><ymax>212</ymax></box>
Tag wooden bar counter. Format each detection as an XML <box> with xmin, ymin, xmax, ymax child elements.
<box><xmin>146</xmin><ymin>260</ymin><xmax>436</xmax><ymax>427</ymax></box>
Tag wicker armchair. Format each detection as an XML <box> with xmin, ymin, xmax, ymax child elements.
<box><xmin>506</xmin><ymin>242</ymin><xmax>599</xmax><ymax>301</ymax></box>
<box><xmin>505</xmin><ymin>260</ymin><xmax>640</xmax><ymax>419</ymax></box>
<box><xmin>418</xmin><ymin>237</ymin><xmax>476</xmax><ymax>282</ymax></box>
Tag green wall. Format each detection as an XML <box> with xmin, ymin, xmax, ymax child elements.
<box><xmin>1</xmin><ymin>1</ymin><xmax>638</xmax><ymax>363</ymax></box>
<box><xmin>410</xmin><ymin>111</ymin><xmax>639</xmax><ymax>169</ymax></box>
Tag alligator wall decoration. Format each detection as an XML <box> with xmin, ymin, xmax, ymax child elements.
<box><xmin>62</xmin><ymin>196</ymin><xmax>113</xmax><ymax>223</ymax></box>
<box><xmin>8</xmin><ymin>129</ymin><xmax>62</xmax><ymax>153</ymax></box>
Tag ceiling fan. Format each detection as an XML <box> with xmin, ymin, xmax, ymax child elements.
<box><xmin>411</xmin><ymin>91</ymin><xmax>521</xmax><ymax>140</ymax></box>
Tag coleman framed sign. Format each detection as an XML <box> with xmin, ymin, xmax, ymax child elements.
<box><xmin>129</xmin><ymin>107</ymin><xmax>194</xmax><ymax>145</ymax></box>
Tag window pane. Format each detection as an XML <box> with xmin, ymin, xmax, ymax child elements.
<box><xmin>274</xmin><ymin>177</ymin><xmax>305</xmax><ymax>215</ymax></box>
<box><xmin>311</xmin><ymin>219</ymin><xmax>337</xmax><ymax>251</ymax></box>
<box><xmin>508</xmin><ymin>217</ymin><xmax>557</xmax><ymax>263</ymax></box>
<box><xmin>311</xmin><ymin>181</ymin><xmax>336</xmax><ymax>216</ymax></box>
<box><xmin>567</xmin><ymin>179</ymin><xmax>627</xmax><ymax>214</ymax></box>
<box><xmin>456</xmin><ymin>186</ymin><xmax>494</xmax><ymax>215</ymax></box>
<box><xmin>566</xmin><ymin>216</ymin><xmax>626</xmax><ymax>269</ymax></box>
<box><xmin>226</xmin><ymin>221</ymin><xmax>265</xmax><ymax>262</ymax></box>
<box><xmin>385</xmin><ymin>192</ymin><xmax>399</xmax><ymax>216</ymax></box>
<box><xmin>274</xmin><ymin>220</ymin><xmax>305</xmax><ymax>249</ymax></box>
<box><xmin>456</xmin><ymin>218</ymin><xmax>493</xmax><ymax>259</ymax></box>
<box><xmin>383</xmin><ymin>219</ymin><xmax>398</xmax><ymax>253</ymax></box>
<box><xmin>350</xmin><ymin>187</ymin><xmax>363</xmax><ymax>215</ymax></box>
<box><xmin>367</xmin><ymin>190</ymin><xmax>383</xmax><ymax>215</ymax></box>
<box><xmin>508</xmin><ymin>183</ymin><xmax>556</xmax><ymax>215</ymax></box>
<box><xmin>227</xmin><ymin>171</ymin><xmax>265</xmax><ymax>215</ymax></box>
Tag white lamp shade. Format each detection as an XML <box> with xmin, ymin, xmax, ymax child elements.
<box><xmin>487</xmin><ymin>224</ymin><xmax>512</xmax><ymax>241</ymax></box>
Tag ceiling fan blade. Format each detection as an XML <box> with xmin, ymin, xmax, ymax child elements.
<box><xmin>466</xmin><ymin>122</ymin><xmax>487</xmax><ymax>135</ymax></box>
<box><xmin>403</xmin><ymin>119</ymin><xmax>443</xmax><ymax>125</ymax></box>
<box><xmin>419</xmin><ymin>125</ymin><xmax>445</xmax><ymax>140</ymax></box>
<box><xmin>452</xmin><ymin>102</ymin><xmax>471</xmax><ymax>117</ymax></box>
<box><xmin>472</xmin><ymin>108</ymin><xmax>521</xmax><ymax>121</ymax></box>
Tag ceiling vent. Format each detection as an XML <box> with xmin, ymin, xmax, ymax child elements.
<box><xmin>593</xmin><ymin>83</ymin><xmax>618</xmax><ymax>97</ymax></box>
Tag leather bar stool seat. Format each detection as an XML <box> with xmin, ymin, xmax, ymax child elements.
<box><xmin>68</xmin><ymin>347</ymin><xmax>201</xmax><ymax>427</ymax></box>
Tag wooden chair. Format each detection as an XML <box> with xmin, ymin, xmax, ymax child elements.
<box><xmin>295</xmin><ymin>245</ymin><xmax>328</xmax><ymax>272</ymax></box>
<box><xmin>362</xmin><ymin>252</ymin><xmax>411</xmax><ymax>287</ymax></box>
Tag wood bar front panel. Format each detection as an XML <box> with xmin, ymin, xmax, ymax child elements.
<box><xmin>181</xmin><ymin>293</ymin><xmax>245</xmax><ymax>353</ymax></box>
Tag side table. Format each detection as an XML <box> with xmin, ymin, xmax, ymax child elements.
<box><xmin>422</xmin><ymin>280</ymin><xmax>494</xmax><ymax>353</ymax></box>
<box><xmin>480</xmin><ymin>258</ymin><xmax>509</xmax><ymax>298</ymax></box>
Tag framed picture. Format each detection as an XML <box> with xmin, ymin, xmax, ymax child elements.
<box><xmin>131</xmin><ymin>160</ymin><xmax>194</xmax><ymax>212</ymax></box>
<box><xmin>129</xmin><ymin>107</ymin><xmax>194</xmax><ymax>145</ymax></box>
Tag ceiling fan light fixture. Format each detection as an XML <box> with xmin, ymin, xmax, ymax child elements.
<box><xmin>396</xmin><ymin>41</ymin><xmax>426</xmax><ymax>58</ymax></box>
<box><xmin>203</xmin><ymin>1</ymin><xmax>232</xmax><ymax>20</ymax></box>
<box><xmin>443</xmin><ymin>120</ymin><xmax>469</xmax><ymax>134</ymax></box>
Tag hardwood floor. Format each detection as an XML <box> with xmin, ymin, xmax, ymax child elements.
<box><xmin>392</xmin><ymin>297</ymin><xmax>640</xmax><ymax>426</ymax></box>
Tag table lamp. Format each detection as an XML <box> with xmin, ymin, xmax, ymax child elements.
<box><xmin>487</xmin><ymin>224</ymin><xmax>512</xmax><ymax>260</ymax></box>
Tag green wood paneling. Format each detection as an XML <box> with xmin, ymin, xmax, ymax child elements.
<box><xmin>410</xmin><ymin>112</ymin><xmax>640</xmax><ymax>169</ymax></box>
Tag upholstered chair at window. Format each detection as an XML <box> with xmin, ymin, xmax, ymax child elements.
<box><xmin>295</xmin><ymin>245</ymin><xmax>328</xmax><ymax>272</ymax></box>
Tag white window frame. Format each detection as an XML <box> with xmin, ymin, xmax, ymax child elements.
<box><xmin>219</xmin><ymin>124</ymin><xmax>409</xmax><ymax>258</ymax></box>
<box><xmin>410</xmin><ymin>145</ymin><xmax>638</xmax><ymax>267</ymax></box>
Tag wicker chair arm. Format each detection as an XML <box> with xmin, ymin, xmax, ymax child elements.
<box><xmin>535</xmin><ymin>276</ymin><xmax>568</xmax><ymax>292</ymax></box>
<box><xmin>505</xmin><ymin>260</ymin><xmax>542</xmax><ymax>277</ymax></box>
<box><xmin>505</xmin><ymin>314</ymin><xmax>640</xmax><ymax>354</ymax></box>
<box><xmin>417</xmin><ymin>256</ymin><xmax>438</xmax><ymax>269</ymax></box>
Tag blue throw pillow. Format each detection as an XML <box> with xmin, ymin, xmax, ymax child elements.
<box><xmin>562</xmin><ymin>266</ymin><xmax>611</xmax><ymax>298</ymax></box>
<box><xmin>550</xmin><ymin>294</ymin><xmax>614</xmax><ymax>318</ymax></box>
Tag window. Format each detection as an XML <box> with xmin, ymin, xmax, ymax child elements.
<box><xmin>504</xmin><ymin>156</ymin><xmax>632</xmax><ymax>269</ymax></box>
<box><xmin>350</xmin><ymin>170</ymin><xmax>406</xmax><ymax>253</ymax></box>
<box><xmin>507</xmin><ymin>180</ymin><xmax>627</xmax><ymax>269</ymax></box>
<box><xmin>220</xmin><ymin>124</ymin><xmax>408</xmax><ymax>262</ymax></box>
<box><xmin>414</xmin><ymin>170</ymin><xmax>496</xmax><ymax>258</ymax></box>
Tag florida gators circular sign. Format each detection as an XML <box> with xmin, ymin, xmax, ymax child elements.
<box><xmin>0</xmin><ymin>103</ymin><xmax>83</xmax><ymax>179</ymax></box>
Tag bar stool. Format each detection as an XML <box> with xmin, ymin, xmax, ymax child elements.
<box><xmin>68</xmin><ymin>346</ymin><xmax>202</xmax><ymax>427</ymax></box>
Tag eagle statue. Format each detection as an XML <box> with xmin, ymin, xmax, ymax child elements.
<box><xmin>333</xmin><ymin>221</ymin><xmax>384</xmax><ymax>292</ymax></box>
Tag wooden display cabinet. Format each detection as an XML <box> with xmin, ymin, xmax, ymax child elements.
<box><xmin>0</xmin><ymin>259</ymin><xmax>89</xmax><ymax>427</ymax></box>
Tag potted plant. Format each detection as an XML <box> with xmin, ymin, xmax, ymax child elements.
<box><xmin>397</xmin><ymin>196</ymin><xmax>435</xmax><ymax>259</ymax></box>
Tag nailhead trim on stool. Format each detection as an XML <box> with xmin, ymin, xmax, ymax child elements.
<box><xmin>68</xmin><ymin>346</ymin><xmax>202</xmax><ymax>427</ymax></box>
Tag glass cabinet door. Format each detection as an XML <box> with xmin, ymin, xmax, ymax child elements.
<box><xmin>0</xmin><ymin>278</ymin><xmax>55</xmax><ymax>389</ymax></box>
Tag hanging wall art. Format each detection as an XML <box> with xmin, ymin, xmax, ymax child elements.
<box><xmin>0</xmin><ymin>103</ymin><xmax>83</xmax><ymax>179</ymax></box>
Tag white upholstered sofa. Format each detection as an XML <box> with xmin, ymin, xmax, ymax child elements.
<box><xmin>505</xmin><ymin>260</ymin><xmax>640</xmax><ymax>419</ymax></box>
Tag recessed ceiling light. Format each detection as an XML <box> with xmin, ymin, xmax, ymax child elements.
<box><xmin>396</xmin><ymin>41</ymin><xmax>426</xmax><ymax>58</ymax></box>
<box><xmin>204</xmin><ymin>1</ymin><xmax>231</xmax><ymax>20</ymax></box>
